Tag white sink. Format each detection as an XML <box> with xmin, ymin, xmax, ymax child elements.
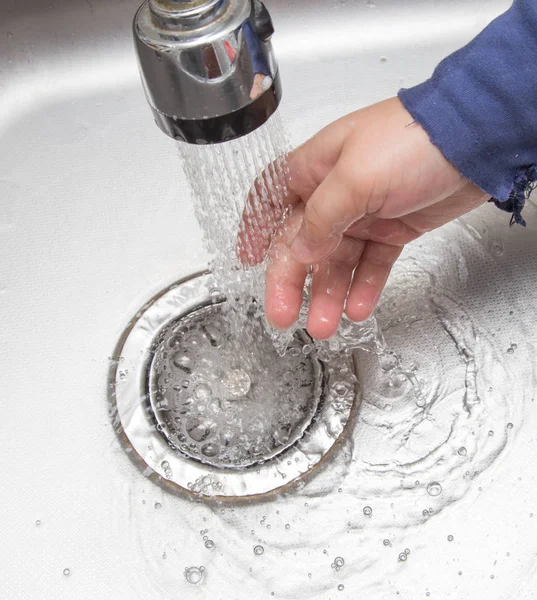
<box><xmin>3</xmin><ymin>1</ymin><xmax>537</xmax><ymax>598</ymax></box>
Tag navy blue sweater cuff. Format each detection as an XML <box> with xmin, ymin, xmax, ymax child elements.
<box><xmin>399</xmin><ymin>0</ymin><xmax>537</xmax><ymax>225</ymax></box>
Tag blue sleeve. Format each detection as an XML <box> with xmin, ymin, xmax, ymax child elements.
<box><xmin>398</xmin><ymin>0</ymin><xmax>537</xmax><ymax>225</ymax></box>
<box><xmin>243</xmin><ymin>21</ymin><xmax>271</xmax><ymax>77</ymax></box>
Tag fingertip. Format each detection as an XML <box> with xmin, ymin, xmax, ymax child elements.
<box><xmin>345</xmin><ymin>298</ymin><xmax>376</xmax><ymax>323</ymax></box>
<box><xmin>306</xmin><ymin>316</ymin><xmax>339</xmax><ymax>341</ymax></box>
<box><xmin>306</xmin><ymin>296</ymin><xmax>344</xmax><ymax>340</ymax></box>
<box><xmin>265</xmin><ymin>285</ymin><xmax>303</xmax><ymax>331</ymax></box>
<box><xmin>266</xmin><ymin>304</ymin><xmax>301</xmax><ymax>331</ymax></box>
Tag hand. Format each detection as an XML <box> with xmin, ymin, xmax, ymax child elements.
<box><xmin>239</xmin><ymin>97</ymin><xmax>489</xmax><ymax>340</ymax></box>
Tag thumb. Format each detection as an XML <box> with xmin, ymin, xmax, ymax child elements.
<box><xmin>290</xmin><ymin>163</ymin><xmax>364</xmax><ymax>263</ymax></box>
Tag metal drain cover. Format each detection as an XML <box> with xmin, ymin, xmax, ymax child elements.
<box><xmin>150</xmin><ymin>306</ymin><xmax>323</xmax><ymax>469</ymax></box>
<box><xmin>111</xmin><ymin>272</ymin><xmax>358</xmax><ymax>498</ymax></box>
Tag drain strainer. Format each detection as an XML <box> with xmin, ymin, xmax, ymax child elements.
<box><xmin>150</xmin><ymin>305</ymin><xmax>323</xmax><ymax>469</ymax></box>
<box><xmin>111</xmin><ymin>272</ymin><xmax>358</xmax><ymax>498</ymax></box>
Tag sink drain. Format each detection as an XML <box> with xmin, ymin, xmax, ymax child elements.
<box><xmin>150</xmin><ymin>305</ymin><xmax>323</xmax><ymax>469</ymax></box>
<box><xmin>111</xmin><ymin>272</ymin><xmax>358</xmax><ymax>498</ymax></box>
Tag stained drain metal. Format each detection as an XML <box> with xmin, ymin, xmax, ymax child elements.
<box><xmin>111</xmin><ymin>272</ymin><xmax>358</xmax><ymax>498</ymax></box>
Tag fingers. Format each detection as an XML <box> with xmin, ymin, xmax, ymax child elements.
<box><xmin>237</xmin><ymin>175</ymin><xmax>283</xmax><ymax>266</ymax></box>
<box><xmin>345</xmin><ymin>241</ymin><xmax>403</xmax><ymax>322</ymax></box>
<box><xmin>307</xmin><ymin>236</ymin><xmax>365</xmax><ymax>340</ymax></box>
<box><xmin>237</xmin><ymin>159</ymin><xmax>296</xmax><ymax>266</ymax></box>
<box><xmin>265</xmin><ymin>207</ymin><xmax>308</xmax><ymax>330</ymax></box>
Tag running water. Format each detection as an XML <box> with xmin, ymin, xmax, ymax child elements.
<box><xmin>177</xmin><ymin>112</ymin><xmax>289</xmax><ymax>318</ymax></box>
<box><xmin>177</xmin><ymin>113</ymin><xmax>289</xmax><ymax>362</ymax></box>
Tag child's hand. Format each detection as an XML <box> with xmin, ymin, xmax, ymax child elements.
<box><xmin>239</xmin><ymin>97</ymin><xmax>488</xmax><ymax>340</ymax></box>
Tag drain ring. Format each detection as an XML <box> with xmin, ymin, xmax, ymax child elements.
<box><xmin>110</xmin><ymin>272</ymin><xmax>358</xmax><ymax>498</ymax></box>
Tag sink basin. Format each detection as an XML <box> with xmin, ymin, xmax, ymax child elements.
<box><xmin>3</xmin><ymin>1</ymin><xmax>537</xmax><ymax>598</ymax></box>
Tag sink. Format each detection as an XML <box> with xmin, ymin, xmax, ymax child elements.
<box><xmin>3</xmin><ymin>1</ymin><xmax>537</xmax><ymax>598</ymax></box>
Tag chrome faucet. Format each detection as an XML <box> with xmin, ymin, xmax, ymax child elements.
<box><xmin>133</xmin><ymin>0</ymin><xmax>281</xmax><ymax>144</ymax></box>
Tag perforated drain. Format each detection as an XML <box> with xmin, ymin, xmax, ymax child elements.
<box><xmin>111</xmin><ymin>272</ymin><xmax>358</xmax><ymax>498</ymax></box>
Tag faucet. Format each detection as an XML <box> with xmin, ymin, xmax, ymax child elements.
<box><xmin>133</xmin><ymin>0</ymin><xmax>281</xmax><ymax>144</ymax></box>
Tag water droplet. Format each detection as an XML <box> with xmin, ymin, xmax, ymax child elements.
<box><xmin>458</xmin><ymin>447</ymin><xmax>467</xmax><ymax>456</ymax></box>
<box><xmin>334</xmin><ymin>383</ymin><xmax>347</xmax><ymax>396</ymax></box>
<box><xmin>404</xmin><ymin>548</ymin><xmax>410</xmax><ymax>555</ymax></box>
<box><xmin>308</xmin><ymin>573</ymin><xmax>312</xmax><ymax>578</ymax></box>
<box><xmin>334</xmin><ymin>557</ymin><xmax>345</xmax><ymax>568</ymax></box>
<box><xmin>195</xmin><ymin>383</ymin><xmax>212</xmax><ymax>400</ymax></box>
<box><xmin>426</xmin><ymin>482</ymin><xmax>442</xmax><ymax>497</ymax></box>
<box><xmin>184</xmin><ymin>566</ymin><xmax>204</xmax><ymax>584</ymax></box>
<box><xmin>363</xmin><ymin>506</ymin><xmax>373</xmax><ymax>517</ymax></box>
<box><xmin>187</xmin><ymin>419</ymin><xmax>214</xmax><ymax>442</ymax></box>
<box><xmin>154</xmin><ymin>502</ymin><xmax>162</xmax><ymax>510</ymax></box>
<box><xmin>507</xmin><ymin>422</ymin><xmax>514</xmax><ymax>430</ymax></box>
<box><xmin>338</xmin><ymin>584</ymin><xmax>345</xmax><ymax>591</ymax></box>
<box><xmin>285</xmin><ymin>524</ymin><xmax>290</xmax><ymax>530</ymax></box>
<box><xmin>398</xmin><ymin>553</ymin><xmax>407</xmax><ymax>562</ymax></box>
<box><xmin>254</xmin><ymin>545</ymin><xmax>264</xmax><ymax>556</ymax></box>
<box><xmin>63</xmin><ymin>568</ymin><xmax>71</xmax><ymax>576</ymax></box>
<box><xmin>488</xmin><ymin>430</ymin><xmax>494</xmax><ymax>437</ymax></box>
<box><xmin>383</xmin><ymin>539</ymin><xmax>391</xmax><ymax>546</ymax></box>
<box><xmin>201</xmin><ymin>442</ymin><xmax>220</xmax><ymax>458</ymax></box>
<box><xmin>491</xmin><ymin>241</ymin><xmax>504</xmax><ymax>257</ymax></box>
<box><xmin>205</xmin><ymin>540</ymin><xmax>214</xmax><ymax>549</ymax></box>
<box><xmin>35</xmin><ymin>520</ymin><xmax>41</xmax><ymax>526</ymax></box>
<box><xmin>448</xmin><ymin>535</ymin><xmax>454</xmax><ymax>542</ymax></box>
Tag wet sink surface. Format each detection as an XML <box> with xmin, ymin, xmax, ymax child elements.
<box><xmin>4</xmin><ymin>1</ymin><xmax>537</xmax><ymax>599</ymax></box>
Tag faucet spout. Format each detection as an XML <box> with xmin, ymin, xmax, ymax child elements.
<box><xmin>133</xmin><ymin>0</ymin><xmax>282</xmax><ymax>144</ymax></box>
